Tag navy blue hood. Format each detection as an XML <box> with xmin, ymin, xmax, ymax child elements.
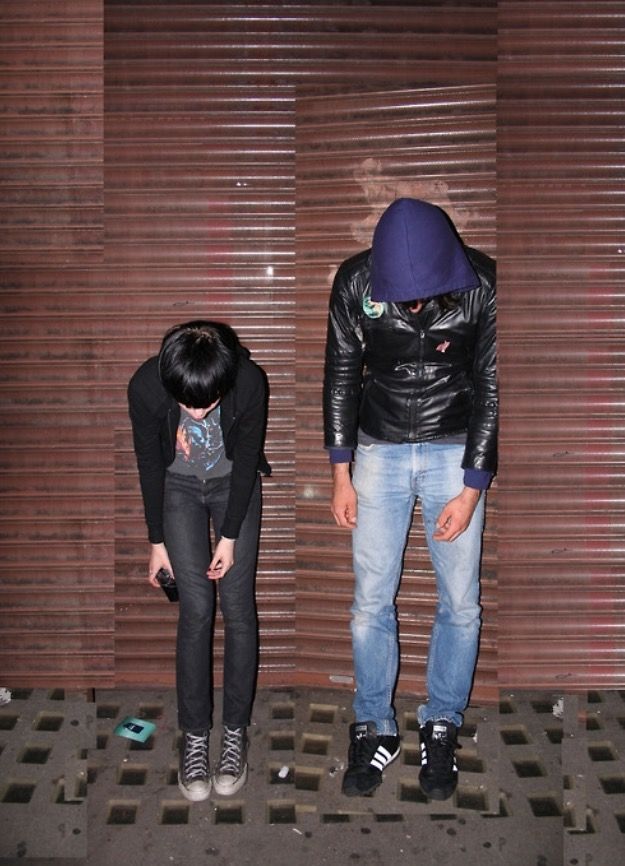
<box><xmin>370</xmin><ymin>198</ymin><xmax>480</xmax><ymax>302</ymax></box>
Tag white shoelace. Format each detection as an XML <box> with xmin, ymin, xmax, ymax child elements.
<box><xmin>218</xmin><ymin>726</ymin><xmax>245</xmax><ymax>775</ymax></box>
<box><xmin>183</xmin><ymin>732</ymin><xmax>208</xmax><ymax>780</ymax></box>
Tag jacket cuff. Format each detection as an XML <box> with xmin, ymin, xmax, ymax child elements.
<box><xmin>463</xmin><ymin>468</ymin><xmax>493</xmax><ymax>490</ymax></box>
<box><xmin>328</xmin><ymin>448</ymin><xmax>353</xmax><ymax>464</ymax></box>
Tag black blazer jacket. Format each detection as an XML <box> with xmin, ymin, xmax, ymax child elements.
<box><xmin>128</xmin><ymin>349</ymin><xmax>270</xmax><ymax>544</ymax></box>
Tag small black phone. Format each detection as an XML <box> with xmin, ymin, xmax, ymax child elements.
<box><xmin>155</xmin><ymin>567</ymin><xmax>178</xmax><ymax>602</ymax></box>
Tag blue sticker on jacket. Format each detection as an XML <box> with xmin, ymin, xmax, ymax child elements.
<box><xmin>362</xmin><ymin>296</ymin><xmax>386</xmax><ymax>319</ymax></box>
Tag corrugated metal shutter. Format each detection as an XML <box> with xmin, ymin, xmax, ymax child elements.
<box><xmin>105</xmin><ymin>1</ymin><xmax>497</xmax><ymax>691</ymax></box>
<box><xmin>498</xmin><ymin>1</ymin><xmax>625</xmax><ymax>688</ymax></box>
<box><xmin>295</xmin><ymin>85</ymin><xmax>498</xmax><ymax>704</ymax></box>
<box><xmin>0</xmin><ymin>0</ymin><xmax>111</xmax><ymax>686</ymax></box>
<box><xmin>104</xmin><ymin>9</ymin><xmax>297</xmax><ymax>688</ymax></box>
<box><xmin>2</xmin><ymin>0</ymin><xmax>500</xmax><ymax>689</ymax></box>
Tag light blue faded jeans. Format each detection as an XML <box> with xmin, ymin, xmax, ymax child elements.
<box><xmin>350</xmin><ymin>441</ymin><xmax>485</xmax><ymax>734</ymax></box>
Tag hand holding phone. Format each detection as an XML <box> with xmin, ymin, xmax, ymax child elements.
<box><xmin>155</xmin><ymin>567</ymin><xmax>178</xmax><ymax>602</ymax></box>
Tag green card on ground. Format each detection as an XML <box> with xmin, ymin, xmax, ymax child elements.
<box><xmin>114</xmin><ymin>716</ymin><xmax>156</xmax><ymax>743</ymax></box>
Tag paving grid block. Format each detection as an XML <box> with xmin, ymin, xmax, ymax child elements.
<box><xmin>87</xmin><ymin>685</ymin><xmax>296</xmax><ymax>842</ymax></box>
<box><xmin>493</xmin><ymin>691</ymin><xmax>565</xmax><ymax>865</ymax></box>
<box><xmin>3</xmin><ymin>686</ymin><xmax>625</xmax><ymax>866</ymax></box>
<box><xmin>0</xmin><ymin>688</ymin><xmax>95</xmax><ymax>860</ymax></box>
<box><xmin>294</xmin><ymin>687</ymin><xmax>500</xmax><ymax>821</ymax></box>
<box><xmin>564</xmin><ymin>691</ymin><xmax>625</xmax><ymax>866</ymax></box>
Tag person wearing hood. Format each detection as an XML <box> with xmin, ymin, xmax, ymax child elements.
<box><xmin>128</xmin><ymin>321</ymin><xmax>270</xmax><ymax>802</ymax></box>
<box><xmin>323</xmin><ymin>198</ymin><xmax>497</xmax><ymax>801</ymax></box>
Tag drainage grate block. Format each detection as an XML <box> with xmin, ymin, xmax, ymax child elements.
<box><xmin>545</xmin><ymin>727</ymin><xmax>563</xmax><ymax>745</ymax></box>
<box><xmin>161</xmin><ymin>801</ymin><xmax>189</xmax><ymax>825</ymax></box>
<box><xmin>96</xmin><ymin>704</ymin><xmax>120</xmax><ymax>719</ymax></box>
<box><xmin>398</xmin><ymin>781</ymin><xmax>428</xmax><ymax>803</ymax></box>
<box><xmin>271</xmin><ymin>703</ymin><xmax>294</xmax><ymax>720</ymax></box>
<box><xmin>0</xmin><ymin>713</ymin><xmax>19</xmax><ymax>730</ymax></box>
<box><xmin>138</xmin><ymin>703</ymin><xmax>164</xmax><ymax>720</ymax></box>
<box><xmin>301</xmin><ymin>734</ymin><xmax>331</xmax><ymax>756</ymax></box>
<box><xmin>214</xmin><ymin>802</ymin><xmax>244</xmax><ymax>824</ymax></box>
<box><xmin>270</xmin><ymin>732</ymin><xmax>295</xmax><ymax>751</ymax></box>
<box><xmin>530</xmin><ymin>700</ymin><xmax>555</xmax><ymax>714</ymax></box>
<box><xmin>402</xmin><ymin>712</ymin><xmax>419</xmax><ymax>732</ymax></box>
<box><xmin>456</xmin><ymin>785</ymin><xmax>488</xmax><ymax>812</ymax></box>
<box><xmin>117</xmin><ymin>764</ymin><xmax>148</xmax><ymax>785</ymax></box>
<box><xmin>457</xmin><ymin>752</ymin><xmax>485</xmax><ymax>773</ymax></box>
<box><xmin>107</xmin><ymin>801</ymin><xmax>138</xmax><ymax>825</ymax></box>
<box><xmin>500</xmin><ymin>726</ymin><xmax>531</xmax><ymax>745</ymax></box>
<box><xmin>528</xmin><ymin>795</ymin><xmax>562</xmax><ymax>818</ymax></box>
<box><xmin>512</xmin><ymin>759</ymin><xmax>546</xmax><ymax>778</ymax></box>
<box><xmin>2</xmin><ymin>781</ymin><xmax>36</xmax><ymax>803</ymax></box>
<box><xmin>48</xmin><ymin>689</ymin><xmax>65</xmax><ymax>701</ymax></box>
<box><xmin>19</xmin><ymin>745</ymin><xmax>51</xmax><ymax>764</ymax></box>
<box><xmin>295</xmin><ymin>767</ymin><xmax>323</xmax><ymax>791</ymax></box>
<box><xmin>401</xmin><ymin>744</ymin><xmax>420</xmax><ymax>766</ymax></box>
<box><xmin>33</xmin><ymin>712</ymin><xmax>64</xmax><ymax>732</ymax></box>
<box><xmin>268</xmin><ymin>800</ymin><xmax>296</xmax><ymax>824</ymax></box>
<box><xmin>309</xmin><ymin>704</ymin><xmax>337</xmax><ymax>724</ymax></box>
<box><xmin>598</xmin><ymin>775</ymin><xmax>625</xmax><ymax>795</ymax></box>
<box><xmin>482</xmin><ymin>793</ymin><xmax>512</xmax><ymax>818</ymax></box>
<box><xmin>566</xmin><ymin>810</ymin><xmax>596</xmax><ymax>834</ymax></box>
<box><xmin>588</xmin><ymin>742</ymin><xmax>618</xmax><ymax>762</ymax></box>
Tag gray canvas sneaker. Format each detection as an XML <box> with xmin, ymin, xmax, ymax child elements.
<box><xmin>178</xmin><ymin>731</ymin><xmax>211</xmax><ymax>801</ymax></box>
<box><xmin>213</xmin><ymin>725</ymin><xmax>248</xmax><ymax>796</ymax></box>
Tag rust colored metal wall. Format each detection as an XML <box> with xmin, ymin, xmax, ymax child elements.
<box><xmin>0</xmin><ymin>0</ymin><xmax>111</xmax><ymax>686</ymax></box>
<box><xmin>295</xmin><ymin>85</ymin><xmax>497</xmax><ymax>703</ymax></box>
<box><xmin>104</xmin><ymin>8</ymin><xmax>297</xmax><ymax>688</ymax></box>
<box><xmin>105</xmin><ymin>0</ymin><xmax>498</xmax><ymax>691</ymax></box>
<box><xmin>498</xmin><ymin>1</ymin><xmax>625</xmax><ymax>688</ymax></box>
<box><xmin>1</xmin><ymin>0</ymin><xmax>499</xmax><ymax>693</ymax></box>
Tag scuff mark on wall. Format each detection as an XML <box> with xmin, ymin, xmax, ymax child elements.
<box><xmin>351</xmin><ymin>156</ymin><xmax>480</xmax><ymax>245</ymax></box>
<box><xmin>324</xmin><ymin>156</ymin><xmax>481</xmax><ymax>290</ymax></box>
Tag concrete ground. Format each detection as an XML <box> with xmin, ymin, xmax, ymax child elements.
<box><xmin>1</xmin><ymin>687</ymin><xmax>624</xmax><ymax>865</ymax></box>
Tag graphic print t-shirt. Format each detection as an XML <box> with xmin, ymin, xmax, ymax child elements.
<box><xmin>168</xmin><ymin>405</ymin><xmax>232</xmax><ymax>481</ymax></box>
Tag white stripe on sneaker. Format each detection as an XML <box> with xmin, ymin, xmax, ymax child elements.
<box><xmin>370</xmin><ymin>744</ymin><xmax>399</xmax><ymax>771</ymax></box>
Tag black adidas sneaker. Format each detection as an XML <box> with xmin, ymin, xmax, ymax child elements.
<box><xmin>342</xmin><ymin>720</ymin><xmax>400</xmax><ymax>796</ymax></box>
<box><xmin>418</xmin><ymin>719</ymin><xmax>459</xmax><ymax>800</ymax></box>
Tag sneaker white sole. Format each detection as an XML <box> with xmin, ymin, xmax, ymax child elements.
<box><xmin>213</xmin><ymin>763</ymin><xmax>248</xmax><ymax>796</ymax></box>
<box><xmin>177</xmin><ymin>773</ymin><xmax>212</xmax><ymax>802</ymax></box>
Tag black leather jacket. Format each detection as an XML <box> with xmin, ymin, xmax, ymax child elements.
<box><xmin>323</xmin><ymin>246</ymin><xmax>497</xmax><ymax>475</ymax></box>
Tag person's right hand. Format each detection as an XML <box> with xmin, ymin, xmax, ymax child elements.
<box><xmin>331</xmin><ymin>472</ymin><xmax>358</xmax><ymax>529</ymax></box>
<box><xmin>148</xmin><ymin>543</ymin><xmax>174</xmax><ymax>588</ymax></box>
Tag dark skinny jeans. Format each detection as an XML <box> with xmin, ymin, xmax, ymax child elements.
<box><xmin>163</xmin><ymin>471</ymin><xmax>261</xmax><ymax>733</ymax></box>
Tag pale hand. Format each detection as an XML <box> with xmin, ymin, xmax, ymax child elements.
<box><xmin>148</xmin><ymin>543</ymin><xmax>174</xmax><ymax>587</ymax></box>
<box><xmin>331</xmin><ymin>464</ymin><xmax>358</xmax><ymax>529</ymax></box>
<box><xmin>433</xmin><ymin>487</ymin><xmax>481</xmax><ymax>542</ymax></box>
<box><xmin>207</xmin><ymin>536</ymin><xmax>235</xmax><ymax>580</ymax></box>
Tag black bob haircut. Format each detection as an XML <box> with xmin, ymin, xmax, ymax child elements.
<box><xmin>158</xmin><ymin>320</ymin><xmax>240</xmax><ymax>408</ymax></box>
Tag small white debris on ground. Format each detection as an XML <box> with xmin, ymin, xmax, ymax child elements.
<box><xmin>552</xmin><ymin>697</ymin><xmax>564</xmax><ymax>719</ymax></box>
<box><xmin>0</xmin><ymin>687</ymin><xmax>11</xmax><ymax>705</ymax></box>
